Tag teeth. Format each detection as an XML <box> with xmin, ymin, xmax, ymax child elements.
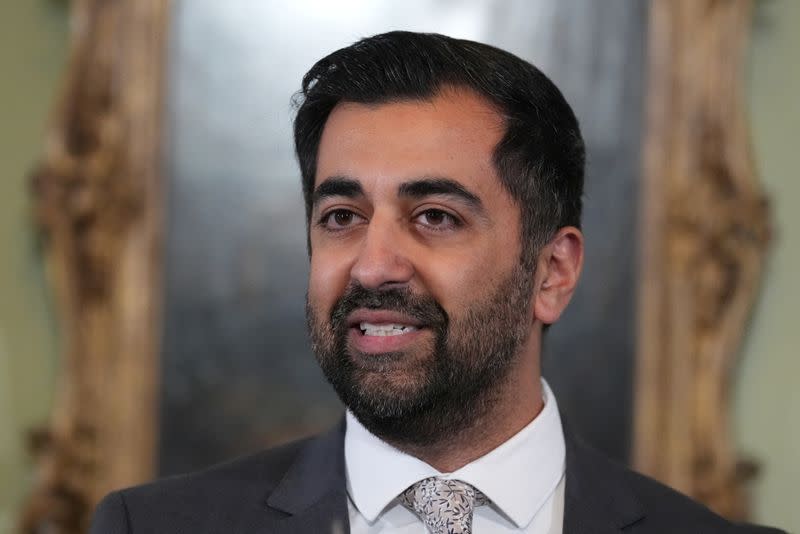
<box><xmin>359</xmin><ymin>322</ymin><xmax>418</xmax><ymax>336</ymax></box>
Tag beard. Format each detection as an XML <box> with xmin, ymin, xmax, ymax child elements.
<box><xmin>306</xmin><ymin>262</ymin><xmax>534</xmax><ymax>447</ymax></box>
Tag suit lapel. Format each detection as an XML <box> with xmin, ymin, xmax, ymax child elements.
<box><xmin>237</xmin><ymin>416</ymin><xmax>646</xmax><ymax>533</ymax></box>
<box><xmin>562</xmin><ymin>425</ymin><xmax>645</xmax><ymax>533</ymax></box>
<box><xmin>257</xmin><ymin>420</ymin><xmax>351</xmax><ymax>534</ymax></box>
<box><xmin>263</xmin><ymin>490</ymin><xmax>349</xmax><ymax>534</ymax></box>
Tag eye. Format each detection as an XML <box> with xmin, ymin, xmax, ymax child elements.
<box><xmin>415</xmin><ymin>209</ymin><xmax>461</xmax><ymax>231</ymax></box>
<box><xmin>319</xmin><ymin>209</ymin><xmax>364</xmax><ymax>230</ymax></box>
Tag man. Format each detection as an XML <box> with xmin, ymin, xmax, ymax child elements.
<box><xmin>91</xmin><ymin>31</ymin><xmax>783</xmax><ymax>533</ymax></box>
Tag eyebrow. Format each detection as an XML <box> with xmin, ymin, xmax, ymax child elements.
<box><xmin>312</xmin><ymin>176</ymin><xmax>364</xmax><ymax>208</ymax></box>
<box><xmin>398</xmin><ymin>177</ymin><xmax>483</xmax><ymax>212</ymax></box>
<box><xmin>312</xmin><ymin>175</ymin><xmax>485</xmax><ymax>214</ymax></box>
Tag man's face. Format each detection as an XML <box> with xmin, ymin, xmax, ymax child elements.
<box><xmin>306</xmin><ymin>88</ymin><xmax>536</xmax><ymax>445</ymax></box>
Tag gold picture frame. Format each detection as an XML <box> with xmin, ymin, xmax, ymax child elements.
<box><xmin>18</xmin><ymin>0</ymin><xmax>169</xmax><ymax>532</ymax></box>
<box><xmin>634</xmin><ymin>0</ymin><xmax>771</xmax><ymax>520</ymax></box>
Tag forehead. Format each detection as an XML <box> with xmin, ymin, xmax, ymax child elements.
<box><xmin>315</xmin><ymin>88</ymin><xmax>507</xmax><ymax>199</ymax></box>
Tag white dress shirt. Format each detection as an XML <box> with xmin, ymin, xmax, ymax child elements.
<box><xmin>344</xmin><ymin>379</ymin><xmax>566</xmax><ymax>533</ymax></box>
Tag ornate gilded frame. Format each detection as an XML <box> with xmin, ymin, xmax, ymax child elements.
<box><xmin>18</xmin><ymin>0</ymin><xmax>169</xmax><ymax>532</ymax></box>
<box><xmin>18</xmin><ymin>0</ymin><xmax>770</xmax><ymax>531</ymax></box>
<box><xmin>634</xmin><ymin>0</ymin><xmax>771</xmax><ymax>520</ymax></box>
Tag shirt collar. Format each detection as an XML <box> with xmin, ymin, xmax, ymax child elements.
<box><xmin>344</xmin><ymin>379</ymin><xmax>566</xmax><ymax>529</ymax></box>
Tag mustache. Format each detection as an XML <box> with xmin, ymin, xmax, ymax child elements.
<box><xmin>330</xmin><ymin>283</ymin><xmax>448</xmax><ymax>329</ymax></box>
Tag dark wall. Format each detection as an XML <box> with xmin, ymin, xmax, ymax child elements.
<box><xmin>524</xmin><ymin>0</ymin><xmax>648</xmax><ymax>464</ymax></box>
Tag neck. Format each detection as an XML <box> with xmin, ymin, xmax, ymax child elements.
<box><xmin>387</xmin><ymin>343</ymin><xmax>543</xmax><ymax>473</ymax></box>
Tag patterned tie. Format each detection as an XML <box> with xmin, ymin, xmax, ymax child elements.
<box><xmin>400</xmin><ymin>477</ymin><xmax>489</xmax><ymax>534</ymax></box>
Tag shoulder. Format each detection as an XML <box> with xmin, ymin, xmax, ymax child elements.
<box><xmin>621</xmin><ymin>464</ymin><xmax>783</xmax><ymax>533</ymax></box>
<box><xmin>565</xmin><ymin>433</ymin><xmax>785</xmax><ymax>533</ymax></box>
<box><xmin>122</xmin><ymin>436</ymin><xmax>310</xmax><ymax>504</ymax></box>
<box><xmin>90</xmin><ymin>437</ymin><xmax>311</xmax><ymax>533</ymax></box>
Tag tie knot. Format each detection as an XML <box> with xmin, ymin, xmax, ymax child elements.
<box><xmin>401</xmin><ymin>477</ymin><xmax>488</xmax><ymax>534</ymax></box>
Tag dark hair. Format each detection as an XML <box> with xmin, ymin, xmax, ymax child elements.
<box><xmin>293</xmin><ymin>31</ymin><xmax>584</xmax><ymax>265</ymax></box>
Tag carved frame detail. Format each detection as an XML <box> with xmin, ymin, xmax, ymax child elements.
<box><xmin>18</xmin><ymin>0</ymin><xmax>169</xmax><ymax>532</ymax></box>
<box><xmin>634</xmin><ymin>0</ymin><xmax>771</xmax><ymax>520</ymax></box>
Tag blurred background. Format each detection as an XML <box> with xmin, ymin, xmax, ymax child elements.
<box><xmin>0</xmin><ymin>0</ymin><xmax>797</xmax><ymax>532</ymax></box>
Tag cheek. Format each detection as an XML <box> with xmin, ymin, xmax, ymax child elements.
<box><xmin>420</xmin><ymin>253</ymin><xmax>501</xmax><ymax>311</ymax></box>
<box><xmin>425</xmin><ymin>234</ymin><xmax>522</xmax><ymax>311</ymax></box>
<box><xmin>308</xmin><ymin>250</ymin><xmax>350</xmax><ymax>313</ymax></box>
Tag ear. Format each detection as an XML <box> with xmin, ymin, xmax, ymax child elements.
<box><xmin>533</xmin><ymin>226</ymin><xmax>584</xmax><ymax>325</ymax></box>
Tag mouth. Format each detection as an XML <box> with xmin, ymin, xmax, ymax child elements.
<box><xmin>346</xmin><ymin>309</ymin><xmax>427</xmax><ymax>353</ymax></box>
<box><xmin>358</xmin><ymin>322</ymin><xmax>419</xmax><ymax>336</ymax></box>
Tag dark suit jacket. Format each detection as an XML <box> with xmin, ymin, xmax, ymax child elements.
<box><xmin>91</xmin><ymin>421</ymin><xmax>785</xmax><ymax>533</ymax></box>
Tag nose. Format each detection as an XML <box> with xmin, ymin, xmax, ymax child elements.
<box><xmin>349</xmin><ymin>214</ymin><xmax>414</xmax><ymax>290</ymax></box>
